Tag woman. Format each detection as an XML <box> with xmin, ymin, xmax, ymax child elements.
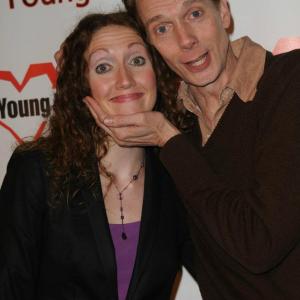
<box><xmin>0</xmin><ymin>12</ymin><xmax>193</xmax><ymax>300</ymax></box>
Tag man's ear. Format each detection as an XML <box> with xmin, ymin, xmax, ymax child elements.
<box><xmin>219</xmin><ymin>0</ymin><xmax>231</xmax><ymax>30</ymax></box>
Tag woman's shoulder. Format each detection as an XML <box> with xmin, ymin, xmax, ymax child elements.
<box><xmin>1</xmin><ymin>149</ymin><xmax>49</xmax><ymax>213</ymax></box>
<box><xmin>8</xmin><ymin>148</ymin><xmax>46</xmax><ymax>169</ymax></box>
<box><xmin>5</xmin><ymin>148</ymin><xmax>48</xmax><ymax>185</ymax></box>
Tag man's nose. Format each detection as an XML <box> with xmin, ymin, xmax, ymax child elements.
<box><xmin>175</xmin><ymin>23</ymin><xmax>198</xmax><ymax>50</ymax></box>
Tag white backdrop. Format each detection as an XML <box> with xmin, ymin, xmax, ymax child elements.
<box><xmin>1</xmin><ymin>1</ymin><xmax>300</xmax><ymax>299</ymax></box>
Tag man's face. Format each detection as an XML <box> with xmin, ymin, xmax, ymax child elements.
<box><xmin>137</xmin><ymin>0</ymin><xmax>231</xmax><ymax>88</ymax></box>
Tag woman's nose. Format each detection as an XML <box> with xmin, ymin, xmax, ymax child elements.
<box><xmin>115</xmin><ymin>66</ymin><xmax>135</xmax><ymax>89</ymax></box>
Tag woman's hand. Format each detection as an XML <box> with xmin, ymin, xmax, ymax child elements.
<box><xmin>84</xmin><ymin>96</ymin><xmax>180</xmax><ymax>147</ymax></box>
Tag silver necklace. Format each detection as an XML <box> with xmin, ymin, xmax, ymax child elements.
<box><xmin>112</xmin><ymin>161</ymin><xmax>144</xmax><ymax>240</ymax></box>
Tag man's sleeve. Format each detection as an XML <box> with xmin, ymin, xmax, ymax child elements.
<box><xmin>160</xmin><ymin>57</ymin><xmax>300</xmax><ymax>274</ymax></box>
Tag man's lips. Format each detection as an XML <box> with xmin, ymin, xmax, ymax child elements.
<box><xmin>183</xmin><ymin>52</ymin><xmax>210</xmax><ymax>72</ymax></box>
<box><xmin>110</xmin><ymin>92</ymin><xmax>144</xmax><ymax>103</ymax></box>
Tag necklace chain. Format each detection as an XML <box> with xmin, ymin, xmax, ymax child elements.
<box><xmin>111</xmin><ymin>161</ymin><xmax>144</xmax><ymax>240</ymax></box>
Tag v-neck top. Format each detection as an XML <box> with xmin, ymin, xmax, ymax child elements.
<box><xmin>109</xmin><ymin>221</ymin><xmax>141</xmax><ymax>300</ymax></box>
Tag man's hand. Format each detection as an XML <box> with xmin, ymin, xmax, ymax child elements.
<box><xmin>84</xmin><ymin>96</ymin><xmax>180</xmax><ymax>147</ymax></box>
<box><xmin>54</xmin><ymin>43</ymin><xmax>64</xmax><ymax>72</ymax></box>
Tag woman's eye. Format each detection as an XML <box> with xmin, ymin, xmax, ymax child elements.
<box><xmin>95</xmin><ymin>63</ymin><xmax>111</xmax><ymax>74</ymax></box>
<box><xmin>130</xmin><ymin>56</ymin><xmax>146</xmax><ymax>66</ymax></box>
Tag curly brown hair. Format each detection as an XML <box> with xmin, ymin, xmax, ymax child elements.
<box><xmin>17</xmin><ymin>11</ymin><xmax>192</xmax><ymax>208</ymax></box>
<box><xmin>122</xmin><ymin>0</ymin><xmax>221</xmax><ymax>20</ymax></box>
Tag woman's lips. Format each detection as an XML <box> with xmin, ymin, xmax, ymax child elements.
<box><xmin>183</xmin><ymin>52</ymin><xmax>210</xmax><ymax>73</ymax></box>
<box><xmin>110</xmin><ymin>92</ymin><xmax>144</xmax><ymax>103</ymax></box>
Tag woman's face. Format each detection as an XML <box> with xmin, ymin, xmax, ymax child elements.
<box><xmin>85</xmin><ymin>25</ymin><xmax>157</xmax><ymax>116</ymax></box>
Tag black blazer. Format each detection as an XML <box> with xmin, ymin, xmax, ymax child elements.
<box><xmin>0</xmin><ymin>149</ymin><xmax>194</xmax><ymax>300</ymax></box>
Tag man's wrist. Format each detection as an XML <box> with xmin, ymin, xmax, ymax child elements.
<box><xmin>159</xmin><ymin>121</ymin><xmax>180</xmax><ymax>147</ymax></box>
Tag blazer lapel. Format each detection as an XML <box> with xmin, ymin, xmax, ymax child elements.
<box><xmin>126</xmin><ymin>149</ymin><xmax>161</xmax><ymax>298</ymax></box>
<box><xmin>80</xmin><ymin>166</ymin><xmax>117</xmax><ymax>291</ymax></box>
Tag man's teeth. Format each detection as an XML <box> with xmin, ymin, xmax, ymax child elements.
<box><xmin>190</xmin><ymin>54</ymin><xmax>207</xmax><ymax>66</ymax></box>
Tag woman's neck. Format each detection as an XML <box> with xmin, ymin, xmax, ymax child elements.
<box><xmin>100</xmin><ymin>143</ymin><xmax>145</xmax><ymax>185</ymax></box>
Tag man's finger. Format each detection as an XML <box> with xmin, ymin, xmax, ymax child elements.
<box><xmin>103</xmin><ymin>112</ymin><xmax>153</xmax><ymax>128</ymax></box>
<box><xmin>84</xmin><ymin>96</ymin><xmax>108</xmax><ymax>122</ymax></box>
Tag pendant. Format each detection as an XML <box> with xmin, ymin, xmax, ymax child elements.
<box><xmin>122</xmin><ymin>232</ymin><xmax>127</xmax><ymax>240</ymax></box>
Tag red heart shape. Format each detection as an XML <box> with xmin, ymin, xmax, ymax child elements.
<box><xmin>0</xmin><ymin>120</ymin><xmax>47</xmax><ymax>144</ymax></box>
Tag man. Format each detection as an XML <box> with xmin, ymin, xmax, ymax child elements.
<box><xmin>85</xmin><ymin>0</ymin><xmax>300</xmax><ymax>299</ymax></box>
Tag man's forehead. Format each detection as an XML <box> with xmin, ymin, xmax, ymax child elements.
<box><xmin>139</xmin><ymin>0</ymin><xmax>207</xmax><ymax>25</ymax></box>
<box><xmin>140</xmin><ymin>0</ymin><xmax>206</xmax><ymax>11</ymax></box>
<box><xmin>182</xmin><ymin>0</ymin><xmax>207</xmax><ymax>7</ymax></box>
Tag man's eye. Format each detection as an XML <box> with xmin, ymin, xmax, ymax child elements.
<box><xmin>156</xmin><ymin>25</ymin><xmax>168</xmax><ymax>34</ymax></box>
<box><xmin>191</xmin><ymin>10</ymin><xmax>202</xmax><ymax>18</ymax></box>
<box><xmin>95</xmin><ymin>63</ymin><xmax>111</xmax><ymax>74</ymax></box>
<box><xmin>130</xmin><ymin>56</ymin><xmax>146</xmax><ymax>66</ymax></box>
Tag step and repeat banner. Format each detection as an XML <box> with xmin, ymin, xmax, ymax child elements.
<box><xmin>1</xmin><ymin>1</ymin><xmax>300</xmax><ymax>299</ymax></box>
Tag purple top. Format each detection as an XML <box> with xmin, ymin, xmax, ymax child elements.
<box><xmin>109</xmin><ymin>221</ymin><xmax>141</xmax><ymax>300</ymax></box>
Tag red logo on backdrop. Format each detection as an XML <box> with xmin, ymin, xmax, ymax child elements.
<box><xmin>0</xmin><ymin>63</ymin><xmax>57</xmax><ymax>144</ymax></box>
<box><xmin>0</xmin><ymin>63</ymin><xmax>56</xmax><ymax>92</ymax></box>
<box><xmin>8</xmin><ymin>0</ymin><xmax>89</xmax><ymax>9</ymax></box>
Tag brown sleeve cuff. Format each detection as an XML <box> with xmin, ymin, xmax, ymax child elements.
<box><xmin>159</xmin><ymin>134</ymin><xmax>218</xmax><ymax>198</ymax></box>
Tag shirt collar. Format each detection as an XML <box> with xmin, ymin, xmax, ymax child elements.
<box><xmin>178</xmin><ymin>36</ymin><xmax>266</xmax><ymax>115</ymax></box>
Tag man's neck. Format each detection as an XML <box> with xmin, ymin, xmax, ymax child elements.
<box><xmin>189</xmin><ymin>45</ymin><xmax>237</xmax><ymax>119</ymax></box>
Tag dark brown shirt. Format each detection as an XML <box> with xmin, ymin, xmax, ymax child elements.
<box><xmin>161</xmin><ymin>49</ymin><xmax>300</xmax><ymax>299</ymax></box>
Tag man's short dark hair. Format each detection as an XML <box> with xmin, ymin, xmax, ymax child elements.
<box><xmin>123</xmin><ymin>0</ymin><xmax>221</xmax><ymax>26</ymax></box>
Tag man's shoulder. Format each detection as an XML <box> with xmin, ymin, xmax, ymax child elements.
<box><xmin>257</xmin><ymin>49</ymin><xmax>300</xmax><ymax>89</ymax></box>
<box><xmin>267</xmin><ymin>49</ymin><xmax>300</xmax><ymax>73</ymax></box>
